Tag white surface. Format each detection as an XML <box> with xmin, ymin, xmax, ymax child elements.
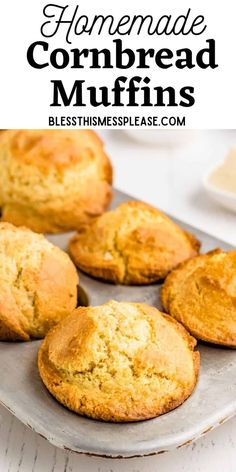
<box><xmin>1</xmin><ymin>129</ymin><xmax>236</xmax><ymax>471</ymax></box>
<box><xmin>204</xmin><ymin>174</ymin><xmax>236</xmax><ymax>215</ymax></box>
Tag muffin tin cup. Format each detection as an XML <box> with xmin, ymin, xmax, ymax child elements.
<box><xmin>0</xmin><ymin>189</ymin><xmax>235</xmax><ymax>458</ymax></box>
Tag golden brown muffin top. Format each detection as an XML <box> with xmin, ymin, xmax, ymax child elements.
<box><xmin>0</xmin><ymin>222</ymin><xmax>79</xmax><ymax>340</ymax></box>
<box><xmin>38</xmin><ymin>300</ymin><xmax>199</xmax><ymax>422</ymax></box>
<box><xmin>161</xmin><ymin>249</ymin><xmax>236</xmax><ymax>347</ymax></box>
<box><xmin>2</xmin><ymin>129</ymin><xmax>105</xmax><ymax>172</ymax></box>
<box><xmin>0</xmin><ymin>130</ymin><xmax>112</xmax><ymax>233</ymax></box>
<box><xmin>69</xmin><ymin>201</ymin><xmax>200</xmax><ymax>285</ymax></box>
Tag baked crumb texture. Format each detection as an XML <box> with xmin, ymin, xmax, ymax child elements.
<box><xmin>0</xmin><ymin>222</ymin><xmax>79</xmax><ymax>341</ymax></box>
<box><xmin>69</xmin><ymin>201</ymin><xmax>200</xmax><ymax>285</ymax></box>
<box><xmin>38</xmin><ymin>300</ymin><xmax>199</xmax><ymax>422</ymax></box>
<box><xmin>162</xmin><ymin>249</ymin><xmax>236</xmax><ymax>347</ymax></box>
<box><xmin>0</xmin><ymin>130</ymin><xmax>113</xmax><ymax>233</ymax></box>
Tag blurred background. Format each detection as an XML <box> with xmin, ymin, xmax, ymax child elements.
<box><xmin>100</xmin><ymin>130</ymin><xmax>236</xmax><ymax>246</ymax></box>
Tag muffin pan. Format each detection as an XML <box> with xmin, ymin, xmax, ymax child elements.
<box><xmin>0</xmin><ymin>189</ymin><xmax>235</xmax><ymax>458</ymax></box>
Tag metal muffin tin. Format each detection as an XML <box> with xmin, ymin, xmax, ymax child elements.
<box><xmin>0</xmin><ymin>189</ymin><xmax>235</xmax><ymax>458</ymax></box>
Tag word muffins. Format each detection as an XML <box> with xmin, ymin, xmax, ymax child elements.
<box><xmin>162</xmin><ymin>249</ymin><xmax>236</xmax><ymax>348</ymax></box>
<box><xmin>38</xmin><ymin>300</ymin><xmax>199</xmax><ymax>422</ymax></box>
<box><xmin>0</xmin><ymin>223</ymin><xmax>79</xmax><ymax>341</ymax></box>
<box><xmin>0</xmin><ymin>129</ymin><xmax>112</xmax><ymax>233</ymax></box>
<box><xmin>69</xmin><ymin>201</ymin><xmax>200</xmax><ymax>285</ymax></box>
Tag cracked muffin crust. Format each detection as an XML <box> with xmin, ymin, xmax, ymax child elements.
<box><xmin>0</xmin><ymin>130</ymin><xmax>112</xmax><ymax>233</ymax></box>
<box><xmin>161</xmin><ymin>249</ymin><xmax>236</xmax><ymax>347</ymax></box>
<box><xmin>69</xmin><ymin>201</ymin><xmax>200</xmax><ymax>285</ymax></box>
<box><xmin>0</xmin><ymin>223</ymin><xmax>79</xmax><ymax>341</ymax></box>
<box><xmin>38</xmin><ymin>300</ymin><xmax>199</xmax><ymax>422</ymax></box>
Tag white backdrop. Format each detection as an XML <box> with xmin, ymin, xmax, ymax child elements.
<box><xmin>0</xmin><ymin>0</ymin><xmax>235</xmax><ymax>128</ymax></box>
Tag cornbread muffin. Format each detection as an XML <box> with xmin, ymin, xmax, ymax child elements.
<box><xmin>69</xmin><ymin>201</ymin><xmax>200</xmax><ymax>285</ymax></box>
<box><xmin>0</xmin><ymin>223</ymin><xmax>79</xmax><ymax>341</ymax></box>
<box><xmin>0</xmin><ymin>130</ymin><xmax>112</xmax><ymax>233</ymax></box>
<box><xmin>161</xmin><ymin>249</ymin><xmax>236</xmax><ymax>348</ymax></box>
<box><xmin>38</xmin><ymin>300</ymin><xmax>199</xmax><ymax>422</ymax></box>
